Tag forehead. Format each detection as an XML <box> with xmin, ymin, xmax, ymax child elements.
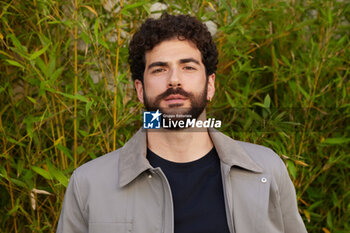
<box><xmin>145</xmin><ymin>38</ymin><xmax>202</xmax><ymax>65</ymax></box>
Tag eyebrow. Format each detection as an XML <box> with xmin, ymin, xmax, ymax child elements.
<box><xmin>147</xmin><ymin>61</ymin><xmax>168</xmax><ymax>70</ymax></box>
<box><xmin>179</xmin><ymin>58</ymin><xmax>200</xmax><ymax>65</ymax></box>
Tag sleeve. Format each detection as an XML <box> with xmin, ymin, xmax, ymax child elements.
<box><xmin>56</xmin><ymin>171</ymin><xmax>88</xmax><ymax>233</ymax></box>
<box><xmin>277</xmin><ymin>158</ymin><xmax>308</xmax><ymax>233</ymax></box>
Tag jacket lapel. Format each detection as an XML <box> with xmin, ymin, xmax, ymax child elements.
<box><xmin>209</xmin><ymin>128</ymin><xmax>270</xmax><ymax>233</ymax></box>
<box><xmin>118</xmin><ymin>129</ymin><xmax>151</xmax><ymax>187</ymax></box>
<box><xmin>208</xmin><ymin>128</ymin><xmax>263</xmax><ymax>172</ymax></box>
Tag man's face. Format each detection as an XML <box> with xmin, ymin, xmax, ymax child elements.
<box><xmin>135</xmin><ymin>38</ymin><xmax>215</xmax><ymax>120</ymax></box>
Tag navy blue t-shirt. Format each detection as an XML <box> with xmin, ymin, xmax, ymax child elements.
<box><xmin>147</xmin><ymin>147</ymin><xmax>230</xmax><ymax>233</ymax></box>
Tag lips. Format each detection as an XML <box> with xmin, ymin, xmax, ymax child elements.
<box><xmin>164</xmin><ymin>94</ymin><xmax>187</xmax><ymax>104</ymax></box>
<box><xmin>164</xmin><ymin>94</ymin><xmax>187</xmax><ymax>100</ymax></box>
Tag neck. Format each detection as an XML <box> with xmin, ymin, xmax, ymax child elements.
<box><xmin>146</xmin><ymin>111</ymin><xmax>214</xmax><ymax>163</ymax></box>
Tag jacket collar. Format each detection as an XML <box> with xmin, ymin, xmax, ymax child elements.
<box><xmin>118</xmin><ymin>128</ymin><xmax>263</xmax><ymax>187</ymax></box>
<box><xmin>208</xmin><ymin>128</ymin><xmax>263</xmax><ymax>173</ymax></box>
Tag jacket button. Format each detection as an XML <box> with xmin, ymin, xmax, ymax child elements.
<box><xmin>148</xmin><ymin>174</ymin><xmax>152</xmax><ymax>178</ymax></box>
<box><xmin>261</xmin><ymin>177</ymin><xmax>267</xmax><ymax>183</ymax></box>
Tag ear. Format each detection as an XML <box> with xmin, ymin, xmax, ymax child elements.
<box><xmin>134</xmin><ymin>79</ymin><xmax>144</xmax><ymax>104</ymax></box>
<box><xmin>207</xmin><ymin>73</ymin><xmax>215</xmax><ymax>101</ymax></box>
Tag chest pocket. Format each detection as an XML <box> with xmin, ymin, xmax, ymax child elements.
<box><xmin>89</xmin><ymin>222</ymin><xmax>133</xmax><ymax>233</ymax></box>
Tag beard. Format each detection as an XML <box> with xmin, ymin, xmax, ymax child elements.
<box><xmin>143</xmin><ymin>84</ymin><xmax>208</xmax><ymax>130</ymax></box>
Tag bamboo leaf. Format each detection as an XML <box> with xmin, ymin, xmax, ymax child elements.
<box><xmin>98</xmin><ymin>35</ymin><xmax>109</xmax><ymax>49</ymax></box>
<box><xmin>326</xmin><ymin>212</ymin><xmax>333</xmax><ymax>229</ymax></box>
<box><xmin>225</xmin><ymin>91</ymin><xmax>236</xmax><ymax>107</ymax></box>
<box><xmin>7</xmin><ymin>34</ymin><xmax>27</xmax><ymax>53</ymax></box>
<box><xmin>5</xmin><ymin>59</ymin><xmax>24</xmax><ymax>69</ymax></box>
<box><xmin>7</xmin><ymin>137</ymin><xmax>26</xmax><ymax>147</ymax></box>
<box><xmin>7</xmin><ymin>199</ymin><xmax>20</xmax><ymax>216</ymax></box>
<box><xmin>296</xmin><ymin>83</ymin><xmax>310</xmax><ymax>99</ymax></box>
<box><xmin>77</xmin><ymin>146</ymin><xmax>84</xmax><ymax>155</ymax></box>
<box><xmin>49</xmin><ymin>67</ymin><xmax>64</xmax><ymax>84</ymax></box>
<box><xmin>294</xmin><ymin>160</ymin><xmax>309</xmax><ymax>167</ymax></box>
<box><xmin>56</xmin><ymin>144</ymin><xmax>73</xmax><ymax>161</ymax></box>
<box><xmin>47</xmin><ymin>55</ymin><xmax>57</xmax><ymax>76</ymax></box>
<box><xmin>26</xmin><ymin>96</ymin><xmax>37</xmax><ymax>104</ymax></box>
<box><xmin>264</xmin><ymin>94</ymin><xmax>271</xmax><ymax>109</ymax></box>
<box><xmin>303</xmin><ymin>209</ymin><xmax>311</xmax><ymax>223</ymax></box>
<box><xmin>80</xmin><ymin>31</ymin><xmax>91</xmax><ymax>45</ymax></box>
<box><xmin>29</xmin><ymin>43</ymin><xmax>50</xmax><ymax>60</ymax></box>
<box><xmin>121</xmin><ymin>1</ymin><xmax>147</xmax><ymax>14</ymax></box>
<box><xmin>78</xmin><ymin>129</ymin><xmax>89</xmax><ymax>137</ymax></box>
<box><xmin>10</xmin><ymin>178</ymin><xmax>27</xmax><ymax>188</ymax></box>
<box><xmin>94</xmin><ymin>18</ymin><xmax>99</xmax><ymax>41</ymax></box>
<box><xmin>207</xmin><ymin>2</ymin><xmax>216</xmax><ymax>11</ymax></box>
<box><xmin>35</xmin><ymin>57</ymin><xmax>47</xmax><ymax>75</ymax></box>
<box><xmin>23</xmin><ymin>116</ymin><xmax>34</xmax><ymax>138</ymax></box>
<box><xmin>82</xmin><ymin>5</ymin><xmax>98</xmax><ymax>17</ymax></box>
<box><xmin>46</xmin><ymin>162</ymin><xmax>68</xmax><ymax>187</ymax></box>
<box><xmin>32</xmin><ymin>166</ymin><xmax>52</xmax><ymax>180</ymax></box>
<box><xmin>85</xmin><ymin>101</ymin><xmax>93</xmax><ymax>115</ymax></box>
<box><xmin>286</xmin><ymin>160</ymin><xmax>296</xmax><ymax>180</ymax></box>
<box><xmin>0</xmin><ymin>166</ymin><xmax>8</xmax><ymax>179</ymax></box>
<box><xmin>88</xmin><ymin>152</ymin><xmax>97</xmax><ymax>159</ymax></box>
<box><xmin>47</xmin><ymin>89</ymin><xmax>89</xmax><ymax>102</ymax></box>
<box><xmin>253</xmin><ymin>102</ymin><xmax>266</xmax><ymax>108</ymax></box>
<box><xmin>322</xmin><ymin>138</ymin><xmax>350</xmax><ymax>145</ymax></box>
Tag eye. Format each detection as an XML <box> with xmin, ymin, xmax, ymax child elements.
<box><xmin>151</xmin><ymin>68</ymin><xmax>166</xmax><ymax>74</ymax></box>
<box><xmin>183</xmin><ymin>66</ymin><xmax>196</xmax><ymax>71</ymax></box>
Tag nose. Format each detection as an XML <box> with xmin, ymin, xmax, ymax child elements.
<box><xmin>168</xmin><ymin>69</ymin><xmax>181</xmax><ymax>88</ymax></box>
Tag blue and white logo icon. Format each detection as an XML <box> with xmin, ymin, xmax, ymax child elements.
<box><xmin>143</xmin><ymin>110</ymin><xmax>162</xmax><ymax>129</ymax></box>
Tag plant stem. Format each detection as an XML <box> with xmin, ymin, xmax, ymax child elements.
<box><xmin>74</xmin><ymin>0</ymin><xmax>79</xmax><ymax>168</ymax></box>
<box><xmin>6</xmin><ymin>163</ymin><xmax>17</xmax><ymax>233</ymax></box>
<box><xmin>113</xmin><ymin>0</ymin><xmax>123</xmax><ymax>151</ymax></box>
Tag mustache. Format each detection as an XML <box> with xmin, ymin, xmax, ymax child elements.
<box><xmin>155</xmin><ymin>87</ymin><xmax>193</xmax><ymax>102</ymax></box>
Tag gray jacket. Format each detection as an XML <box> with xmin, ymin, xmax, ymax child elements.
<box><xmin>57</xmin><ymin>128</ymin><xmax>307</xmax><ymax>233</ymax></box>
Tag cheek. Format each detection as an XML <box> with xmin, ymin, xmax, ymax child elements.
<box><xmin>184</xmin><ymin>71</ymin><xmax>206</xmax><ymax>83</ymax></box>
<box><xmin>186</xmin><ymin>76</ymin><xmax>207</xmax><ymax>92</ymax></box>
<box><xmin>145</xmin><ymin>78</ymin><xmax>167</xmax><ymax>92</ymax></box>
<box><xmin>143</xmin><ymin>83</ymin><xmax>161</xmax><ymax>100</ymax></box>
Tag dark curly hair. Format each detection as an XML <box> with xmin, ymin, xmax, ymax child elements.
<box><xmin>128</xmin><ymin>13</ymin><xmax>218</xmax><ymax>82</ymax></box>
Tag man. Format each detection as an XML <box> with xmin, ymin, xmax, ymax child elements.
<box><xmin>57</xmin><ymin>14</ymin><xmax>307</xmax><ymax>233</ymax></box>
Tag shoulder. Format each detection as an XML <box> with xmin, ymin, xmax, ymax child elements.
<box><xmin>66</xmin><ymin>149</ymin><xmax>124</xmax><ymax>207</ymax></box>
<box><xmin>209</xmin><ymin>129</ymin><xmax>286</xmax><ymax>174</ymax></box>
<box><xmin>72</xmin><ymin>149</ymin><xmax>122</xmax><ymax>183</ymax></box>
<box><xmin>233</xmin><ymin>140</ymin><xmax>287</xmax><ymax>177</ymax></box>
<box><xmin>236</xmin><ymin>141</ymin><xmax>283</xmax><ymax>166</ymax></box>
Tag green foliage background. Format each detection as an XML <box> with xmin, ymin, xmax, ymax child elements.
<box><xmin>0</xmin><ymin>0</ymin><xmax>349</xmax><ymax>232</ymax></box>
